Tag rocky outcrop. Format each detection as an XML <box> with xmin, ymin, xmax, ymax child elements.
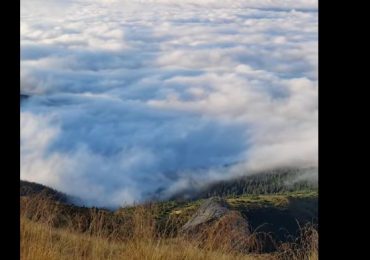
<box><xmin>181</xmin><ymin>197</ymin><xmax>229</xmax><ymax>233</ymax></box>
<box><xmin>180</xmin><ymin>197</ymin><xmax>251</xmax><ymax>252</ymax></box>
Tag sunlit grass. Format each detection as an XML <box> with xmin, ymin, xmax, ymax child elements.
<box><xmin>21</xmin><ymin>194</ymin><xmax>317</xmax><ymax>260</ymax></box>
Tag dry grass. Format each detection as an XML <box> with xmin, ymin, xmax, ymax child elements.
<box><xmin>21</xmin><ymin>217</ymin><xmax>273</xmax><ymax>260</ymax></box>
<box><xmin>20</xmin><ymin>196</ymin><xmax>317</xmax><ymax>260</ymax></box>
<box><xmin>277</xmin><ymin>223</ymin><xmax>318</xmax><ymax>260</ymax></box>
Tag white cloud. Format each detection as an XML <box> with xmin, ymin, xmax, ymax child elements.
<box><xmin>21</xmin><ymin>0</ymin><xmax>318</xmax><ymax>207</ymax></box>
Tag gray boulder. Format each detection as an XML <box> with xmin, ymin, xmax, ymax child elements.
<box><xmin>181</xmin><ymin>197</ymin><xmax>229</xmax><ymax>233</ymax></box>
<box><xmin>180</xmin><ymin>197</ymin><xmax>251</xmax><ymax>252</ymax></box>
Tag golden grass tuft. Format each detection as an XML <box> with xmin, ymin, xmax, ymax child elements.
<box><xmin>277</xmin><ymin>223</ymin><xmax>318</xmax><ymax>260</ymax></box>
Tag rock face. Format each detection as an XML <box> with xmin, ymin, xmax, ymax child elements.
<box><xmin>181</xmin><ymin>197</ymin><xmax>229</xmax><ymax>233</ymax></box>
<box><xmin>181</xmin><ymin>197</ymin><xmax>251</xmax><ymax>252</ymax></box>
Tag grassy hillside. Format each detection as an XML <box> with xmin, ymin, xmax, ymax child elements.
<box><xmin>20</xmin><ymin>169</ymin><xmax>318</xmax><ymax>259</ymax></box>
<box><xmin>138</xmin><ymin>190</ymin><xmax>318</xmax><ymax>244</ymax></box>
<box><xmin>21</xmin><ymin>216</ymin><xmax>275</xmax><ymax>260</ymax></box>
<box><xmin>21</xmin><ymin>195</ymin><xmax>317</xmax><ymax>260</ymax></box>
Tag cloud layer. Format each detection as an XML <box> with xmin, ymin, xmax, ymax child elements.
<box><xmin>21</xmin><ymin>0</ymin><xmax>318</xmax><ymax>207</ymax></box>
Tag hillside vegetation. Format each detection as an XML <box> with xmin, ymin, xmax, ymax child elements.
<box><xmin>20</xmin><ymin>180</ymin><xmax>68</xmax><ymax>203</ymax></box>
<box><xmin>20</xmin><ymin>169</ymin><xmax>318</xmax><ymax>260</ymax></box>
<box><xmin>171</xmin><ymin>167</ymin><xmax>317</xmax><ymax>199</ymax></box>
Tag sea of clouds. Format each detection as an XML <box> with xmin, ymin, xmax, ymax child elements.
<box><xmin>21</xmin><ymin>0</ymin><xmax>318</xmax><ymax>208</ymax></box>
